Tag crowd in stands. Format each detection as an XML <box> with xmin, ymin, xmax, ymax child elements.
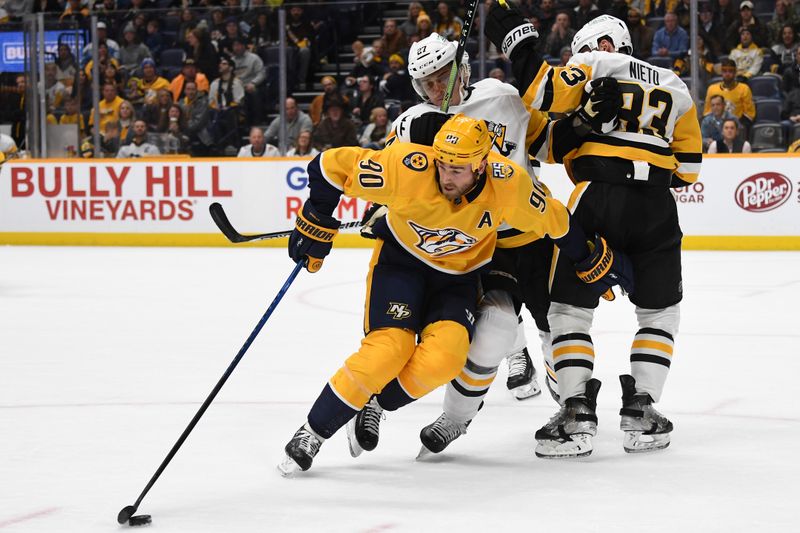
<box><xmin>2</xmin><ymin>0</ymin><xmax>800</xmax><ymax>157</ymax></box>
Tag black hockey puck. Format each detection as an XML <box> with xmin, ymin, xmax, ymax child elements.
<box><xmin>128</xmin><ymin>515</ymin><xmax>152</xmax><ymax>527</ymax></box>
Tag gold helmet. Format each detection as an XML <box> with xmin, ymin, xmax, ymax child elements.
<box><xmin>432</xmin><ymin>113</ymin><xmax>492</xmax><ymax>171</ymax></box>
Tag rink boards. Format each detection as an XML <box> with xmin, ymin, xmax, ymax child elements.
<box><xmin>0</xmin><ymin>154</ymin><xmax>798</xmax><ymax>249</ymax></box>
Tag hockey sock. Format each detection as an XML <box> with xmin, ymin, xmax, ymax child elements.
<box><xmin>374</xmin><ymin>378</ymin><xmax>415</xmax><ymax>411</ymax></box>
<box><xmin>629</xmin><ymin>328</ymin><xmax>674</xmax><ymax>403</ymax></box>
<box><xmin>307</xmin><ymin>383</ymin><xmax>359</xmax><ymax>439</ymax></box>
<box><xmin>552</xmin><ymin>333</ymin><xmax>595</xmax><ymax>400</ymax></box>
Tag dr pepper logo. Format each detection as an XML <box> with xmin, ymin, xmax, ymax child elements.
<box><xmin>735</xmin><ymin>173</ymin><xmax>792</xmax><ymax>212</ymax></box>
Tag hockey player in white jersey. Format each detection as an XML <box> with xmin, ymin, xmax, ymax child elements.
<box><xmin>350</xmin><ymin>32</ymin><xmax>625</xmax><ymax>458</ymax></box>
<box><xmin>392</xmin><ymin>32</ymin><xmax>548</xmax><ymax>404</ymax></box>
<box><xmin>486</xmin><ymin>7</ymin><xmax>702</xmax><ymax>458</ymax></box>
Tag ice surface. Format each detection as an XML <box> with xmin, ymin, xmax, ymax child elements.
<box><xmin>1</xmin><ymin>246</ymin><xmax>798</xmax><ymax>532</ymax></box>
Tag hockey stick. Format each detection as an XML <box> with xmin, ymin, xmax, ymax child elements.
<box><xmin>440</xmin><ymin>0</ymin><xmax>481</xmax><ymax>112</ymax></box>
<box><xmin>117</xmin><ymin>259</ymin><xmax>305</xmax><ymax>527</ymax></box>
<box><xmin>210</xmin><ymin>202</ymin><xmax>361</xmax><ymax>244</ymax></box>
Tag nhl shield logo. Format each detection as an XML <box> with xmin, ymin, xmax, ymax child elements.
<box><xmin>408</xmin><ymin>220</ymin><xmax>478</xmax><ymax>257</ymax></box>
<box><xmin>403</xmin><ymin>151</ymin><xmax>429</xmax><ymax>172</ymax></box>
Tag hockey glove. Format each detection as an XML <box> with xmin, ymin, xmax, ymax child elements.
<box><xmin>485</xmin><ymin>1</ymin><xmax>538</xmax><ymax>59</ymax></box>
<box><xmin>359</xmin><ymin>203</ymin><xmax>388</xmax><ymax>240</ymax></box>
<box><xmin>288</xmin><ymin>202</ymin><xmax>341</xmax><ymax>273</ymax></box>
<box><xmin>409</xmin><ymin>112</ymin><xmax>452</xmax><ymax>145</ymax></box>
<box><xmin>574</xmin><ymin>77</ymin><xmax>622</xmax><ymax>135</ymax></box>
<box><xmin>574</xmin><ymin>235</ymin><xmax>634</xmax><ymax>302</ymax></box>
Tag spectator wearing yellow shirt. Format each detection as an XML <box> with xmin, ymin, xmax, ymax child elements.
<box><xmin>89</xmin><ymin>83</ymin><xmax>127</xmax><ymax>134</ymax></box>
<box><xmin>787</xmin><ymin>139</ymin><xmax>800</xmax><ymax>152</ymax></box>
<box><xmin>703</xmin><ymin>58</ymin><xmax>756</xmax><ymax>129</ymax></box>
<box><xmin>433</xmin><ymin>1</ymin><xmax>462</xmax><ymax>40</ymax></box>
<box><xmin>46</xmin><ymin>97</ymin><xmax>86</xmax><ymax>135</ymax></box>
<box><xmin>138</xmin><ymin>59</ymin><xmax>171</xmax><ymax>105</ymax></box>
<box><xmin>729</xmin><ymin>26</ymin><xmax>763</xmax><ymax>80</ymax></box>
<box><xmin>84</xmin><ymin>42</ymin><xmax>120</xmax><ymax>82</ymax></box>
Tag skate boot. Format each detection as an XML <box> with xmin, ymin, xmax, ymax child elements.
<box><xmin>277</xmin><ymin>424</ymin><xmax>324</xmax><ymax>477</ymax></box>
<box><xmin>417</xmin><ymin>413</ymin><xmax>471</xmax><ymax>458</ymax></box>
<box><xmin>535</xmin><ymin>378</ymin><xmax>601</xmax><ymax>458</ymax></box>
<box><xmin>619</xmin><ymin>374</ymin><xmax>673</xmax><ymax>453</ymax></box>
<box><xmin>506</xmin><ymin>347</ymin><xmax>542</xmax><ymax>400</ymax></box>
<box><xmin>346</xmin><ymin>396</ymin><xmax>385</xmax><ymax>458</ymax></box>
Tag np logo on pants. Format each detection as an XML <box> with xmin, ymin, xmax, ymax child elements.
<box><xmin>386</xmin><ymin>302</ymin><xmax>412</xmax><ymax>320</ymax></box>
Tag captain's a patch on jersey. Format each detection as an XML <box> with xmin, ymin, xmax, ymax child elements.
<box><xmin>403</xmin><ymin>151</ymin><xmax>429</xmax><ymax>172</ymax></box>
<box><xmin>408</xmin><ymin>220</ymin><xmax>478</xmax><ymax>257</ymax></box>
<box><xmin>490</xmin><ymin>162</ymin><xmax>514</xmax><ymax>180</ymax></box>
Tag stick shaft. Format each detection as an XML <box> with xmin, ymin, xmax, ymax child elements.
<box><xmin>130</xmin><ymin>261</ymin><xmax>305</xmax><ymax>510</ymax></box>
<box><xmin>440</xmin><ymin>0</ymin><xmax>481</xmax><ymax>113</ymax></box>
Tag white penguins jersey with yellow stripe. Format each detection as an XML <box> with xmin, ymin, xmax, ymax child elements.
<box><xmin>389</xmin><ymin>78</ymin><xmax>553</xmax><ymax>180</ymax></box>
<box><xmin>523</xmin><ymin>51</ymin><xmax>702</xmax><ymax>184</ymax></box>
<box><xmin>311</xmin><ymin>142</ymin><xmax>570</xmax><ymax>275</ymax></box>
<box><xmin>387</xmin><ymin>78</ymin><xmax>558</xmax><ymax>248</ymax></box>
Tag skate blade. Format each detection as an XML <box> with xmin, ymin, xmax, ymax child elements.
<box><xmin>623</xmin><ymin>431</ymin><xmax>671</xmax><ymax>453</ymax></box>
<box><xmin>277</xmin><ymin>455</ymin><xmax>303</xmax><ymax>477</ymax></box>
<box><xmin>535</xmin><ymin>434</ymin><xmax>593</xmax><ymax>459</ymax></box>
<box><xmin>345</xmin><ymin>418</ymin><xmax>363</xmax><ymax>458</ymax></box>
<box><xmin>511</xmin><ymin>379</ymin><xmax>542</xmax><ymax>400</ymax></box>
<box><xmin>416</xmin><ymin>446</ymin><xmax>436</xmax><ymax>461</ymax></box>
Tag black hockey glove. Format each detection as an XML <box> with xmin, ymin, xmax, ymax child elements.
<box><xmin>288</xmin><ymin>202</ymin><xmax>341</xmax><ymax>273</ymax></box>
<box><xmin>574</xmin><ymin>235</ymin><xmax>634</xmax><ymax>301</ymax></box>
<box><xmin>485</xmin><ymin>1</ymin><xmax>538</xmax><ymax>59</ymax></box>
<box><xmin>574</xmin><ymin>77</ymin><xmax>622</xmax><ymax>135</ymax></box>
<box><xmin>409</xmin><ymin>112</ymin><xmax>452</xmax><ymax>145</ymax></box>
<box><xmin>359</xmin><ymin>203</ymin><xmax>388</xmax><ymax>239</ymax></box>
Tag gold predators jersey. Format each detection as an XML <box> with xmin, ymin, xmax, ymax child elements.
<box><xmin>523</xmin><ymin>51</ymin><xmax>702</xmax><ymax>184</ymax></box>
<box><xmin>311</xmin><ymin>142</ymin><xmax>570</xmax><ymax>275</ymax></box>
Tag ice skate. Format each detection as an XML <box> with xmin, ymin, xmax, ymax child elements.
<box><xmin>417</xmin><ymin>413</ymin><xmax>471</xmax><ymax>459</ymax></box>
<box><xmin>619</xmin><ymin>375</ymin><xmax>673</xmax><ymax>453</ymax></box>
<box><xmin>346</xmin><ymin>396</ymin><xmax>385</xmax><ymax>458</ymax></box>
<box><xmin>535</xmin><ymin>378</ymin><xmax>601</xmax><ymax>458</ymax></box>
<box><xmin>277</xmin><ymin>424</ymin><xmax>324</xmax><ymax>477</ymax></box>
<box><xmin>506</xmin><ymin>347</ymin><xmax>542</xmax><ymax>400</ymax></box>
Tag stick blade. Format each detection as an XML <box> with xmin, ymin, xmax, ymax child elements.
<box><xmin>209</xmin><ymin>202</ymin><xmax>247</xmax><ymax>243</ymax></box>
<box><xmin>117</xmin><ymin>505</ymin><xmax>137</xmax><ymax>524</ymax></box>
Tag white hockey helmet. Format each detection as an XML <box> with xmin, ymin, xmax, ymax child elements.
<box><xmin>408</xmin><ymin>33</ymin><xmax>470</xmax><ymax>102</ymax></box>
<box><xmin>571</xmin><ymin>15</ymin><xmax>633</xmax><ymax>56</ymax></box>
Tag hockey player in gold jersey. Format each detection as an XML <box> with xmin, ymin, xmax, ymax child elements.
<box><xmin>487</xmin><ymin>5</ymin><xmax>703</xmax><ymax>457</ymax></box>
<box><xmin>277</xmin><ymin>114</ymin><xmax>633</xmax><ymax>475</ymax></box>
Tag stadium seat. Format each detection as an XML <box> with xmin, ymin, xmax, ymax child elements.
<box><xmin>755</xmin><ymin>99</ymin><xmax>781</xmax><ymax>123</ymax></box>
<box><xmin>750</xmin><ymin>122</ymin><xmax>784</xmax><ymax>151</ymax></box>
<box><xmin>385</xmin><ymin>99</ymin><xmax>402</xmax><ymax>121</ymax></box>
<box><xmin>260</xmin><ymin>46</ymin><xmax>281</xmax><ymax>65</ymax></box>
<box><xmin>648</xmin><ymin>17</ymin><xmax>664</xmax><ymax>30</ymax></box>
<box><xmin>748</xmin><ymin>76</ymin><xmax>781</xmax><ymax>100</ymax></box>
<box><xmin>465</xmin><ymin>38</ymin><xmax>478</xmax><ymax>58</ymax></box>
<box><xmin>755</xmin><ymin>148</ymin><xmax>785</xmax><ymax>153</ymax></box>
<box><xmin>159</xmin><ymin>48</ymin><xmax>185</xmax><ymax>68</ymax></box>
<box><xmin>647</xmin><ymin>56</ymin><xmax>673</xmax><ymax>69</ymax></box>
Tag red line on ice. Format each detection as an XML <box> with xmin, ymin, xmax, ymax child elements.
<box><xmin>0</xmin><ymin>507</ymin><xmax>60</xmax><ymax>529</ymax></box>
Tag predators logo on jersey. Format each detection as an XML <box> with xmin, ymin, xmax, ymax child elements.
<box><xmin>402</xmin><ymin>151</ymin><xmax>429</xmax><ymax>171</ymax></box>
<box><xmin>408</xmin><ymin>220</ymin><xmax>478</xmax><ymax>257</ymax></box>
<box><xmin>386</xmin><ymin>302</ymin><xmax>412</xmax><ymax>320</ymax></box>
